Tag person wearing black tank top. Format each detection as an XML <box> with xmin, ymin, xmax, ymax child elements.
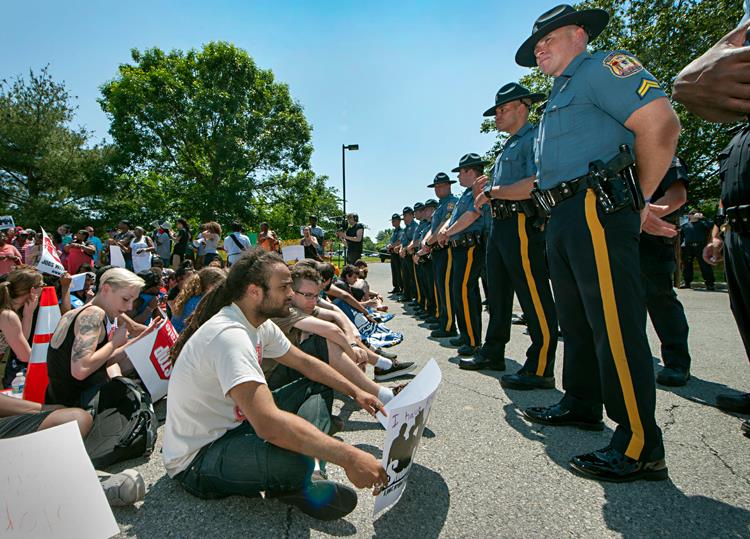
<box><xmin>45</xmin><ymin>268</ymin><xmax>162</xmax><ymax>407</ymax></box>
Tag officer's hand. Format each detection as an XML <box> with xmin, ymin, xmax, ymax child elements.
<box><xmin>673</xmin><ymin>21</ymin><xmax>750</xmax><ymax>122</ymax></box>
<box><xmin>642</xmin><ymin>206</ymin><xmax>678</xmax><ymax>237</ymax></box>
<box><xmin>703</xmin><ymin>238</ymin><xmax>724</xmax><ymax>266</ymax></box>
<box><xmin>475</xmin><ymin>192</ymin><xmax>489</xmax><ymax>211</ymax></box>
<box><xmin>472</xmin><ymin>175</ymin><xmax>489</xmax><ymax>197</ymax></box>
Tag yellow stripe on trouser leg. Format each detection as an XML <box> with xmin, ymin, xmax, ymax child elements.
<box><xmin>433</xmin><ymin>283</ymin><xmax>439</xmax><ymax>318</ymax></box>
<box><xmin>584</xmin><ymin>189</ymin><xmax>645</xmax><ymax>459</ymax></box>
<box><xmin>445</xmin><ymin>248</ymin><xmax>454</xmax><ymax>331</ymax></box>
<box><xmin>518</xmin><ymin>214</ymin><xmax>552</xmax><ymax>376</ymax></box>
<box><xmin>413</xmin><ymin>262</ymin><xmax>421</xmax><ymax>303</ymax></box>
<box><xmin>461</xmin><ymin>246</ymin><xmax>476</xmax><ymax>346</ymax></box>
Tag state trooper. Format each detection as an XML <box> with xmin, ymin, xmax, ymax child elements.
<box><xmin>399</xmin><ymin>206</ymin><xmax>419</xmax><ymax>304</ymax></box>
<box><xmin>640</xmin><ymin>157</ymin><xmax>692</xmax><ymax>387</ymax></box>
<box><xmin>674</xmin><ymin>10</ymin><xmax>750</xmax><ymax>437</ymax></box>
<box><xmin>406</xmin><ymin>202</ymin><xmax>427</xmax><ymax>315</ymax></box>
<box><xmin>424</xmin><ymin>173</ymin><xmax>459</xmax><ymax>338</ymax></box>
<box><xmin>414</xmin><ymin>199</ymin><xmax>439</xmax><ymax>325</ymax></box>
<box><xmin>436</xmin><ymin>154</ymin><xmax>492</xmax><ymax>357</ymax></box>
<box><xmin>386</xmin><ymin>213</ymin><xmax>404</xmax><ymax>294</ymax></box>
<box><xmin>462</xmin><ymin>82</ymin><xmax>559</xmax><ymax>387</ymax></box>
<box><xmin>516</xmin><ymin>4</ymin><xmax>681</xmax><ymax>482</ymax></box>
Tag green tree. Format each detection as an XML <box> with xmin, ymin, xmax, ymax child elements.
<box><xmin>99</xmin><ymin>42</ymin><xmax>333</xmax><ymax>224</ymax></box>
<box><xmin>0</xmin><ymin>66</ymin><xmax>110</xmax><ymax>228</ymax></box>
<box><xmin>481</xmin><ymin>0</ymin><xmax>743</xmax><ymax>212</ymax></box>
<box><xmin>375</xmin><ymin>228</ymin><xmax>393</xmax><ymax>249</ymax></box>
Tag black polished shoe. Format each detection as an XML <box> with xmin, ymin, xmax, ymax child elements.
<box><xmin>427</xmin><ymin>323</ymin><xmax>440</xmax><ymax>331</ymax></box>
<box><xmin>521</xmin><ymin>403</ymin><xmax>604</xmax><ymax>431</ymax></box>
<box><xmin>679</xmin><ymin>283</ymin><xmax>691</xmax><ymax>289</ymax></box>
<box><xmin>457</xmin><ymin>344</ymin><xmax>480</xmax><ymax>357</ymax></box>
<box><xmin>501</xmin><ymin>371</ymin><xmax>555</xmax><ymax>390</ymax></box>
<box><xmin>511</xmin><ymin>313</ymin><xmax>527</xmax><ymax>326</ymax></box>
<box><xmin>431</xmin><ymin>329</ymin><xmax>457</xmax><ymax>338</ymax></box>
<box><xmin>716</xmin><ymin>392</ymin><xmax>750</xmax><ymax>414</ymax></box>
<box><xmin>425</xmin><ymin>316</ymin><xmax>438</xmax><ymax>324</ymax></box>
<box><xmin>388</xmin><ymin>288</ymin><xmax>401</xmax><ymax>294</ymax></box>
<box><xmin>459</xmin><ymin>354</ymin><xmax>506</xmax><ymax>371</ymax></box>
<box><xmin>656</xmin><ymin>367</ymin><xmax>690</xmax><ymax>387</ymax></box>
<box><xmin>570</xmin><ymin>447</ymin><xmax>668</xmax><ymax>483</ymax></box>
<box><xmin>706</xmin><ymin>283</ymin><xmax>715</xmax><ymax>291</ymax></box>
<box><xmin>449</xmin><ymin>336</ymin><xmax>465</xmax><ymax>347</ymax></box>
<box><xmin>742</xmin><ymin>419</ymin><xmax>750</xmax><ymax>439</ymax></box>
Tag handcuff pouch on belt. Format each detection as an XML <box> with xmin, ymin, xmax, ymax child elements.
<box><xmin>530</xmin><ymin>145</ymin><xmax>644</xmax><ymax>216</ymax></box>
<box><xmin>449</xmin><ymin>231</ymin><xmax>484</xmax><ymax>248</ymax></box>
<box><xmin>726</xmin><ymin>205</ymin><xmax>750</xmax><ymax>234</ymax></box>
<box><xmin>491</xmin><ymin>198</ymin><xmax>547</xmax><ymax>229</ymax></box>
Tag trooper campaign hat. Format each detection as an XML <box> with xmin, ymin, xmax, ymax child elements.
<box><xmin>427</xmin><ymin>172</ymin><xmax>456</xmax><ymax>188</ymax></box>
<box><xmin>402</xmin><ymin>206</ymin><xmax>414</xmax><ymax>216</ymax></box>
<box><xmin>413</xmin><ymin>202</ymin><xmax>425</xmax><ymax>211</ymax></box>
<box><xmin>451</xmin><ymin>153</ymin><xmax>489</xmax><ymax>173</ymax></box>
<box><xmin>482</xmin><ymin>83</ymin><xmax>546</xmax><ymax>117</ymax></box>
<box><xmin>390</xmin><ymin>213</ymin><xmax>402</xmax><ymax>220</ymax></box>
<box><xmin>424</xmin><ymin>198</ymin><xmax>439</xmax><ymax>208</ymax></box>
<box><xmin>515</xmin><ymin>4</ymin><xmax>610</xmax><ymax>67</ymax></box>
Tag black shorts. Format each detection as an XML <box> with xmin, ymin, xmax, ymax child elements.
<box><xmin>0</xmin><ymin>411</ymin><xmax>52</xmax><ymax>439</ymax></box>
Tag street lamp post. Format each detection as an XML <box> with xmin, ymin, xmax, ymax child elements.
<box><xmin>341</xmin><ymin>143</ymin><xmax>359</xmax><ymax>264</ymax></box>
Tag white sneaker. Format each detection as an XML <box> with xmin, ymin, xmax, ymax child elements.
<box><xmin>98</xmin><ymin>469</ymin><xmax>146</xmax><ymax>506</ymax></box>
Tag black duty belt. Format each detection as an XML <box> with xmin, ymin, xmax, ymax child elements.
<box><xmin>450</xmin><ymin>232</ymin><xmax>484</xmax><ymax>249</ymax></box>
<box><xmin>491</xmin><ymin>198</ymin><xmax>539</xmax><ymax>221</ymax></box>
<box><xmin>726</xmin><ymin>205</ymin><xmax>750</xmax><ymax>234</ymax></box>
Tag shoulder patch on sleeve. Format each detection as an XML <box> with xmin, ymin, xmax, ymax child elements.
<box><xmin>447</xmin><ymin>202</ymin><xmax>456</xmax><ymax>211</ymax></box>
<box><xmin>603</xmin><ymin>52</ymin><xmax>644</xmax><ymax>78</ymax></box>
<box><xmin>636</xmin><ymin>78</ymin><xmax>661</xmax><ymax>99</ymax></box>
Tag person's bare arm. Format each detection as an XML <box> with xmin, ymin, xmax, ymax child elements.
<box><xmin>229</xmin><ymin>381</ymin><xmax>387</xmax><ymax>489</ymax></box>
<box><xmin>59</xmin><ymin>273</ymin><xmax>73</xmax><ymax>315</ymax></box>
<box><xmin>442</xmin><ymin>210</ymin><xmax>480</xmax><ymax>238</ymax></box>
<box><xmin>69</xmin><ymin>308</ymin><xmax>127</xmax><ymax>381</ymax></box>
<box><xmin>673</xmin><ymin>22</ymin><xmax>750</xmax><ymax>122</ymax></box>
<box><xmin>120</xmin><ymin>313</ymin><xmax>147</xmax><ymax>336</ymax></box>
<box><xmin>294</xmin><ymin>317</ymin><xmax>360</xmax><ymax>360</ymax></box>
<box><xmin>316</xmin><ymin>302</ymin><xmax>360</xmax><ymax>340</ymax></box>
<box><xmin>0</xmin><ymin>394</ymin><xmax>42</xmax><ymax>417</ymax></box>
<box><xmin>327</xmin><ymin>284</ymin><xmax>372</xmax><ymax>318</ymax></box>
<box><xmin>0</xmin><ymin>311</ymin><xmax>32</xmax><ymax>363</ymax></box>
<box><xmin>642</xmin><ymin>180</ymin><xmax>687</xmax><ymax>237</ymax></box>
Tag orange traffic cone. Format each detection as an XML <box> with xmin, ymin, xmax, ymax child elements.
<box><xmin>23</xmin><ymin>286</ymin><xmax>61</xmax><ymax>403</ymax></box>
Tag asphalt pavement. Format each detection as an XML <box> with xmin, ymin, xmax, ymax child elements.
<box><xmin>112</xmin><ymin>262</ymin><xmax>750</xmax><ymax>538</ymax></box>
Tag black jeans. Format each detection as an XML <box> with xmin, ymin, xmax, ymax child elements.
<box><xmin>175</xmin><ymin>377</ymin><xmax>333</xmax><ymax>499</ymax></box>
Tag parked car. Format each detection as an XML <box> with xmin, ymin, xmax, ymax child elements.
<box><xmin>378</xmin><ymin>248</ymin><xmax>391</xmax><ymax>263</ymax></box>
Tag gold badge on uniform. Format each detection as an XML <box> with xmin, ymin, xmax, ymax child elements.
<box><xmin>603</xmin><ymin>52</ymin><xmax>643</xmax><ymax>78</ymax></box>
<box><xmin>636</xmin><ymin>78</ymin><xmax>661</xmax><ymax>99</ymax></box>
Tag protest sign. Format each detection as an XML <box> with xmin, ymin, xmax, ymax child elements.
<box><xmin>0</xmin><ymin>421</ymin><xmax>120</xmax><ymax>538</ymax></box>
<box><xmin>69</xmin><ymin>272</ymin><xmax>88</xmax><ymax>292</ymax></box>
<box><xmin>0</xmin><ymin>215</ymin><xmax>15</xmax><ymax>230</ymax></box>
<box><xmin>124</xmin><ymin>315</ymin><xmax>178</xmax><ymax>401</ymax></box>
<box><xmin>281</xmin><ymin>244</ymin><xmax>305</xmax><ymax>263</ymax></box>
<box><xmin>374</xmin><ymin>359</ymin><xmax>441</xmax><ymax>516</ymax></box>
<box><xmin>35</xmin><ymin>228</ymin><xmax>65</xmax><ymax>277</ymax></box>
<box><xmin>109</xmin><ymin>245</ymin><xmax>126</xmax><ymax>268</ymax></box>
<box><xmin>132</xmin><ymin>250</ymin><xmax>151</xmax><ymax>274</ymax></box>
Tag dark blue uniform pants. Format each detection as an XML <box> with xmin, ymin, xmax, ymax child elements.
<box><xmin>389</xmin><ymin>252</ymin><xmax>402</xmax><ymax>292</ymax></box>
<box><xmin>724</xmin><ymin>230</ymin><xmax>750</xmax><ymax>360</ymax></box>
<box><xmin>546</xmin><ymin>189</ymin><xmax>662</xmax><ymax>461</ymax></box>
<box><xmin>432</xmin><ymin>248</ymin><xmax>455</xmax><ymax>332</ymax></box>
<box><xmin>641</xmin><ymin>269</ymin><xmax>691</xmax><ymax>371</ymax></box>
<box><xmin>682</xmin><ymin>242</ymin><xmax>715</xmax><ymax>286</ymax></box>
<box><xmin>401</xmin><ymin>255</ymin><xmax>416</xmax><ymax>301</ymax></box>
<box><xmin>417</xmin><ymin>259</ymin><xmax>437</xmax><ymax>317</ymax></box>
<box><xmin>451</xmin><ymin>243</ymin><xmax>484</xmax><ymax>348</ymax></box>
<box><xmin>482</xmin><ymin>212</ymin><xmax>558</xmax><ymax>376</ymax></box>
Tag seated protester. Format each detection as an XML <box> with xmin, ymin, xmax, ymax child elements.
<box><xmin>270</xmin><ymin>265</ymin><xmax>407</xmax><ymax>404</ymax></box>
<box><xmin>70</xmin><ymin>265</ymin><xmax>96</xmax><ymax>309</ymax></box>
<box><xmin>170</xmin><ymin>267</ymin><xmax>225</xmax><ymax>333</ymax></box>
<box><xmin>128</xmin><ymin>271</ymin><xmax>162</xmax><ymax>325</ymax></box>
<box><xmin>0</xmin><ymin>267</ymin><xmax>42</xmax><ymax>388</ymax></box>
<box><xmin>166</xmin><ymin>263</ymin><xmax>195</xmax><ymax>318</ymax></box>
<box><xmin>163</xmin><ymin>249</ymin><xmax>387</xmax><ymax>520</ymax></box>
<box><xmin>0</xmin><ymin>394</ymin><xmax>146</xmax><ymax>506</ymax></box>
<box><xmin>337</xmin><ymin>265</ymin><xmax>362</xmax><ymax>300</ymax></box>
<box><xmin>207</xmin><ymin>257</ymin><xmax>225</xmax><ymax>269</ymax></box>
<box><xmin>64</xmin><ymin>229</ymin><xmax>96</xmax><ymax>274</ymax></box>
<box><xmin>321</xmin><ymin>263</ymin><xmax>375</xmax><ymax>324</ymax></box>
<box><xmin>45</xmin><ymin>268</ymin><xmax>162</xmax><ymax>407</ymax></box>
<box><xmin>224</xmin><ymin>222</ymin><xmax>252</xmax><ymax>267</ymax></box>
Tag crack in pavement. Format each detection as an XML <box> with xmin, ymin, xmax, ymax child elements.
<box><xmin>662</xmin><ymin>403</ymin><xmax>679</xmax><ymax>433</ymax></box>
<box><xmin>282</xmin><ymin>506</ymin><xmax>292</xmax><ymax>539</ymax></box>
<box><xmin>442</xmin><ymin>377</ymin><xmax>504</xmax><ymax>401</ymax></box>
<box><xmin>699</xmin><ymin>433</ymin><xmax>750</xmax><ymax>487</ymax></box>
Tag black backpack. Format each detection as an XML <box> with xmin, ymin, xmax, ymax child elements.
<box><xmin>82</xmin><ymin>377</ymin><xmax>158</xmax><ymax>469</ymax></box>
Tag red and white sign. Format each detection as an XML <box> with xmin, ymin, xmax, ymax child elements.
<box><xmin>36</xmin><ymin>228</ymin><xmax>65</xmax><ymax>277</ymax></box>
<box><xmin>124</xmin><ymin>317</ymin><xmax>178</xmax><ymax>401</ymax></box>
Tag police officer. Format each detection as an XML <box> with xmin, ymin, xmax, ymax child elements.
<box><xmin>680</xmin><ymin>210</ymin><xmax>715</xmax><ymax>290</ymax></box>
<box><xmin>436</xmin><ymin>154</ymin><xmax>492</xmax><ymax>357</ymax></box>
<box><xmin>416</xmin><ymin>199</ymin><xmax>439</xmax><ymax>325</ymax></box>
<box><xmin>424</xmin><ymin>173</ymin><xmax>459</xmax><ymax>338</ymax></box>
<box><xmin>640</xmin><ymin>157</ymin><xmax>692</xmax><ymax>387</ymax></box>
<box><xmin>399</xmin><ymin>206</ymin><xmax>419</xmax><ymax>304</ymax></box>
<box><xmin>462</xmin><ymin>82</ymin><xmax>559</xmax><ymax>386</ymax></box>
<box><xmin>386</xmin><ymin>213</ymin><xmax>404</xmax><ymax>294</ymax></box>
<box><xmin>407</xmin><ymin>202</ymin><xmax>427</xmax><ymax>313</ymax></box>
<box><xmin>516</xmin><ymin>5</ymin><xmax>681</xmax><ymax>481</ymax></box>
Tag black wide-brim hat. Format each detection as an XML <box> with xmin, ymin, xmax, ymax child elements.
<box><xmin>515</xmin><ymin>4</ymin><xmax>610</xmax><ymax>67</ymax></box>
<box><xmin>427</xmin><ymin>172</ymin><xmax>456</xmax><ymax>188</ymax></box>
<box><xmin>424</xmin><ymin>198</ymin><xmax>438</xmax><ymax>208</ymax></box>
<box><xmin>482</xmin><ymin>82</ymin><xmax>546</xmax><ymax>117</ymax></box>
<box><xmin>451</xmin><ymin>153</ymin><xmax>489</xmax><ymax>173</ymax></box>
<box><xmin>390</xmin><ymin>213</ymin><xmax>402</xmax><ymax>220</ymax></box>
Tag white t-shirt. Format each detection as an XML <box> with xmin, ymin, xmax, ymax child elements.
<box><xmin>162</xmin><ymin>302</ymin><xmax>291</xmax><ymax>476</ymax></box>
<box><xmin>223</xmin><ymin>233</ymin><xmax>252</xmax><ymax>264</ymax></box>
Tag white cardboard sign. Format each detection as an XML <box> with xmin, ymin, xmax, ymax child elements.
<box><xmin>0</xmin><ymin>421</ymin><xmax>120</xmax><ymax>538</ymax></box>
<box><xmin>124</xmin><ymin>316</ymin><xmax>178</xmax><ymax>401</ymax></box>
<box><xmin>373</xmin><ymin>359</ymin><xmax>441</xmax><ymax>516</ymax></box>
<box><xmin>36</xmin><ymin>228</ymin><xmax>65</xmax><ymax>277</ymax></box>
<box><xmin>281</xmin><ymin>245</ymin><xmax>305</xmax><ymax>263</ymax></box>
<box><xmin>109</xmin><ymin>245</ymin><xmax>126</xmax><ymax>268</ymax></box>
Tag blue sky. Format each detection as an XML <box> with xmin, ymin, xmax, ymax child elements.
<box><xmin>2</xmin><ymin>0</ymin><xmax>555</xmax><ymax>238</ymax></box>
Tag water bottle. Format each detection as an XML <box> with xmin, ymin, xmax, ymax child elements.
<box><xmin>11</xmin><ymin>369</ymin><xmax>26</xmax><ymax>395</ymax></box>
